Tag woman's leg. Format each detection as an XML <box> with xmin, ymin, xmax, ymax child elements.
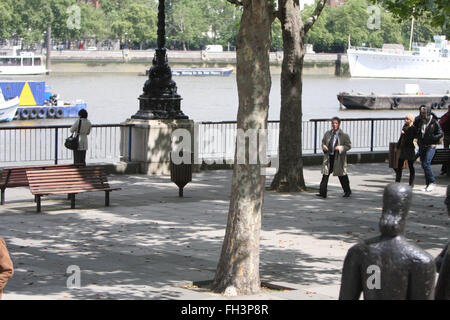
<box><xmin>395</xmin><ymin>157</ymin><xmax>404</xmax><ymax>182</ymax></box>
<box><xmin>80</xmin><ymin>150</ymin><xmax>87</xmax><ymax>166</ymax></box>
<box><xmin>407</xmin><ymin>160</ymin><xmax>415</xmax><ymax>186</ymax></box>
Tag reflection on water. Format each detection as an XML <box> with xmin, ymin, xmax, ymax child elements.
<box><xmin>1</xmin><ymin>73</ymin><xmax>449</xmax><ymax>127</ymax></box>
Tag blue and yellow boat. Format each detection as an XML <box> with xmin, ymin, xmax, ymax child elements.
<box><xmin>0</xmin><ymin>81</ymin><xmax>87</xmax><ymax>121</ymax></box>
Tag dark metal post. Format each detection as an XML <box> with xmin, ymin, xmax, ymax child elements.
<box><xmin>314</xmin><ymin>120</ymin><xmax>318</xmax><ymax>154</ymax></box>
<box><xmin>128</xmin><ymin>125</ymin><xmax>132</xmax><ymax>162</ymax></box>
<box><xmin>370</xmin><ymin>119</ymin><xmax>374</xmax><ymax>152</ymax></box>
<box><xmin>54</xmin><ymin>127</ymin><xmax>58</xmax><ymax>164</ymax></box>
<box><xmin>132</xmin><ymin>0</ymin><xmax>188</xmax><ymax>120</ymax></box>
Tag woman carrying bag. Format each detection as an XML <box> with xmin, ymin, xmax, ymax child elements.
<box><xmin>70</xmin><ymin>109</ymin><xmax>92</xmax><ymax>166</ymax></box>
<box><xmin>394</xmin><ymin>114</ymin><xmax>417</xmax><ymax>187</ymax></box>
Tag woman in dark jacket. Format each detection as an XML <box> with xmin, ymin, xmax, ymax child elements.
<box><xmin>395</xmin><ymin>114</ymin><xmax>417</xmax><ymax>186</ymax></box>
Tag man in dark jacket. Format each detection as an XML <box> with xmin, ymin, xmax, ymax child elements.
<box><xmin>439</xmin><ymin>103</ymin><xmax>450</xmax><ymax>174</ymax></box>
<box><xmin>415</xmin><ymin>105</ymin><xmax>443</xmax><ymax>192</ymax></box>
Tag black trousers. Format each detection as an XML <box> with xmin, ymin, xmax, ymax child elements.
<box><xmin>394</xmin><ymin>157</ymin><xmax>415</xmax><ymax>186</ymax></box>
<box><xmin>74</xmin><ymin>150</ymin><xmax>86</xmax><ymax>166</ymax></box>
<box><xmin>319</xmin><ymin>154</ymin><xmax>351</xmax><ymax>196</ymax></box>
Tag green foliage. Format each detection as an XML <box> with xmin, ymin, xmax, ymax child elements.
<box><xmin>1</xmin><ymin>0</ymin><xmax>445</xmax><ymax>51</ymax></box>
<box><xmin>304</xmin><ymin>0</ymin><xmax>444</xmax><ymax>52</ymax></box>
<box><xmin>379</xmin><ymin>0</ymin><xmax>449</xmax><ymax>35</ymax></box>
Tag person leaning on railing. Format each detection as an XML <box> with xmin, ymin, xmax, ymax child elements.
<box><xmin>0</xmin><ymin>237</ymin><xmax>13</xmax><ymax>300</ymax></box>
<box><xmin>70</xmin><ymin>109</ymin><xmax>92</xmax><ymax>166</ymax></box>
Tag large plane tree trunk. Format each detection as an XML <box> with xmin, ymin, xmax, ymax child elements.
<box><xmin>212</xmin><ymin>0</ymin><xmax>273</xmax><ymax>296</ymax></box>
<box><xmin>270</xmin><ymin>0</ymin><xmax>306</xmax><ymax>192</ymax></box>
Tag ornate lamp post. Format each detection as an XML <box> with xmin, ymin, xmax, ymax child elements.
<box><xmin>132</xmin><ymin>0</ymin><xmax>188</xmax><ymax>120</ymax></box>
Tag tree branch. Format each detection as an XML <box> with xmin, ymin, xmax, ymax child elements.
<box><xmin>227</xmin><ymin>0</ymin><xmax>244</xmax><ymax>6</ymax></box>
<box><xmin>304</xmin><ymin>0</ymin><xmax>327</xmax><ymax>34</ymax></box>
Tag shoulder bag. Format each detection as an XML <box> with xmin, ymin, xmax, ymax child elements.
<box><xmin>65</xmin><ymin>119</ymin><xmax>82</xmax><ymax>150</ymax></box>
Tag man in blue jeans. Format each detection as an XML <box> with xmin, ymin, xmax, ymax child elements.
<box><xmin>416</xmin><ymin>105</ymin><xmax>443</xmax><ymax>192</ymax></box>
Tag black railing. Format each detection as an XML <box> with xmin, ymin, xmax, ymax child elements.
<box><xmin>0</xmin><ymin>124</ymin><xmax>133</xmax><ymax>165</ymax></box>
<box><xmin>0</xmin><ymin>118</ymin><xmax>406</xmax><ymax>166</ymax></box>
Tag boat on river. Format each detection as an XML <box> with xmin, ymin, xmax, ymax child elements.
<box><xmin>171</xmin><ymin>67</ymin><xmax>233</xmax><ymax>77</ymax></box>
<box><xmin>141</xmin><ymin>67</ymin><xmax>234</xmax><ymax>77</ymax></box>
<box><xmin>0</xmin><ymin>81</ymin><xmax>86</xmax><ymax>121</ymax></box>
<box><xmin>338</xmin><ymin>85</ymin><xmax>449</xmax><ymax>110</ymax></box>
<box><xmin>347</xmin><ymin>35</ymin><xmax>450</xmax><ymax>79</ymax></box>
<box><xmin>0</xmin><ymin>49</ymin><xmax>47</xmax><ymax>75</ymax></box>
<box><xmin>0</xmin><ymin>88</ymin><xmax>20</xmax><ymax>122</ymax></box>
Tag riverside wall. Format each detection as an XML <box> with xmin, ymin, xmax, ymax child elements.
<box><xmin>48</xmin><ymin>50</ymin><xmax>349</xmax><ymax>76</ymax></box>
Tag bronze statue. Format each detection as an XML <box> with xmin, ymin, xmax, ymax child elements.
<box><xmin>435</xmin><ymin>185</ymin><xmax>450</xmax><ymax>300</ymax></box>
<box><xmin>339</xmin><ymin>183</ymin><xmax>436</xmax><ymax>299</ymax></box>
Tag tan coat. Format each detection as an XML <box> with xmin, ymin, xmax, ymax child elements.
<box><xmin>70</xmin><ymin>118</ymin><xmax>92</xmax><ymax>151</ymax></box>
<box><xmin>321</xmin><ymin>129</ymin><xmax>352</xmax><ymax>176</ymax></box>
<box><xmin>0</xmin><ymin>238</ymin><xmax>13</xmax><ymax>299</ymax></box>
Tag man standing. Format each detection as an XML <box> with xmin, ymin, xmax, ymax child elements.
<box><xmin>0</xmin><ymin>237</ymin><xmax>13</xmax><ymax>299</ymax></box>
<box><xmin>316</xmin><ymin>117</ymin><xmax>352</xmax><ymax>198</ymax></box>
<box><xmin>416</xmin><ymin>105</ymin><xmax>443</xmax><ymax>192</ymax></box>
<box><xmin>439</xmin><ymin>103</ymin><xmax>450</xmax><ymax>175</ymax></box>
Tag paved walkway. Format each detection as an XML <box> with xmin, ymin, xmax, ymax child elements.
<box><xmin>0</xmin><ymin>162</ymin><xmax>448</xmax><ymax>300</ymax></box>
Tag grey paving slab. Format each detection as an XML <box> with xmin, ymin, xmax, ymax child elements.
<box><xmin>0</xmin><ymin>162</ymin><xmax>448</xmax><ymax>300</ymax></box>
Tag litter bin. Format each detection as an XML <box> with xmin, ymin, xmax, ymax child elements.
<box><xmin>170</xmin><ymin>152</ymin><xmax>193</xmax><ymax>197</ymax></box>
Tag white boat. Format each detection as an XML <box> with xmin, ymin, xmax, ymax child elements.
<box><xmin>0</xmin><ymin>49</ymin><xmax>47</xmax><ymax>75</ymax></box>
<box><xmin>347</xmin><ymin>35</ymin><xmax>450</xmax><ymax>79</ymax></box>
<box><xmin>0</xmin><ymin>88</ymin><xmax>19</xmax><ymax>122</ymax></box>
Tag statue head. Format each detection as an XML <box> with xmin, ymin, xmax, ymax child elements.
<box><xmin>379</xmin><ymin>183</ymin><xmax>412</xmax><ymax>237</ymax></box>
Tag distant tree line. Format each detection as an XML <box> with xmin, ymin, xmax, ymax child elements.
<box><xmin>0</xmin><ymin>0</ymin><xmax>445</xmax><ymax>52</ymax></box>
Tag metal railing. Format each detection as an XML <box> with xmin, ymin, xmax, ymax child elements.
<box><xmin>197</xmin><ymin>118</ymin><xmax>405</xmax><ymax>161</ymax></box>
<box><xmin>0</xmin><ymin>118</ymin><xmax>405</xmax><ymax>166</ymax></box>
<box><xmin>0</xmin><ymin>124</ymin><xmax>132</xmax><ymax>166</ymax></box>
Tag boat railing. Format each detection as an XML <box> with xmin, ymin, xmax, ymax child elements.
<box><xmin>0</xmin><ymin>118</ymin><xmax>406</xmax><ymax>166</ymax></box>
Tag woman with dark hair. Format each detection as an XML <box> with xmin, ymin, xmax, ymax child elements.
<box><xmin>70</xmin><ymin>109</ymin><xmax>92</xmax><ymax>165</ymax></box>
<box><xmin>394</xmin><ymin>114</ymin><xmax>417</xmax><ymax>187</ymax></box>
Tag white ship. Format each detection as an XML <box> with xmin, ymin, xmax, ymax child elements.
<box><xmin>0</xmin><ymin>47</ymin><xmax>47</xmax><ymax>75</ymax></box>
<box><xmin>347</xmin><ymin>35</ymin><xmax>450</xmax><ymax>79</ymax></box>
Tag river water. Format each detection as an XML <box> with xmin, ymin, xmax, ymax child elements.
<box><xmin>1</xmin><ymin>72</ymin><xmax>449</xmax><ymax>126</ymax></box>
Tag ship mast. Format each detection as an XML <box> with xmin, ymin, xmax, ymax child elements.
<box><xmin>409</xmin><ymin>16</ymin><xmax>415</xmax><ymax>51</ymax></box>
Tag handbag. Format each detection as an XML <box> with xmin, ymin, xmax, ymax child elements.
<box><xmin>65</xmin><ymin>119</ymin><xmax>82</xmax><ymax>150</ymax></box>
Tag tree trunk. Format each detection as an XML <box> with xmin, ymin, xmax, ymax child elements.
<box><xmin>212</xmin><ymin>0</ymin><xmax>273</xmax><ymax>296</ymax></box>
<box><xmin>270</xmin><ymin>0</ymin><xmax>307</xmax><ymax>192</ymax></box>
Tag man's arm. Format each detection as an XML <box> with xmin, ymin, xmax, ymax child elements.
<box><xmin>0</xmin><ymin>238</ymin><xmax>13</xmax><ymax>295</ymax></box>
<box><xmin>336</xmin><ymin>133</ymin><xmax>351</xmax><ymax>153</ymax></box>
<box><xmin>433</xmin><ymin>120</ymin><xmax>443</xmax><ymax>142</ymax></box>
<box><xmin>322</xmin><ymin>132</ymin><xmax>329</xmax><ymax>153</ymax></box>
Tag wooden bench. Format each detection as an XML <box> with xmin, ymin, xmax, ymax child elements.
<box><xmin>431</xmin><ymin>149</ymin><xmax>450</xmax><ymax>176</ymax></box>
<box><xmin>26</xmin><ymin>167</ymin><xmax>121</xmax><ymax>213</ymax></box>
<box><xmin>0</xmin><ymin>164</ymin><xmax>80</xmax><ymax>205</ymax></box>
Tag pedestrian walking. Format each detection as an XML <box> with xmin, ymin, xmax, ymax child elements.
<box><xmin>394</xmin><ymin>114</ymin><xmax>417</xmax><ymax>187</ymax></box>
<box><xmin>70</xmin><ymin>109</ymin><xmax>92</xmax><ymax>166</ymax></box>
<box><xmin>0</xmin><ymin>238</ymin><xmax>13</xmax><ymax>299</ymax></box>
<box><xmin>439</xmin><ymin>102</ymin><xmax>450</xmax><ymax>175</ymax></box>
<box><xmin>316</xmin><ymin>117</ymin><xmax>352</xmax><ymax>198</ymax></box>
<box><xmin>415</xmin><ymin>105</ymin><xmax>443</xmax><ymax>192</ymax></box>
